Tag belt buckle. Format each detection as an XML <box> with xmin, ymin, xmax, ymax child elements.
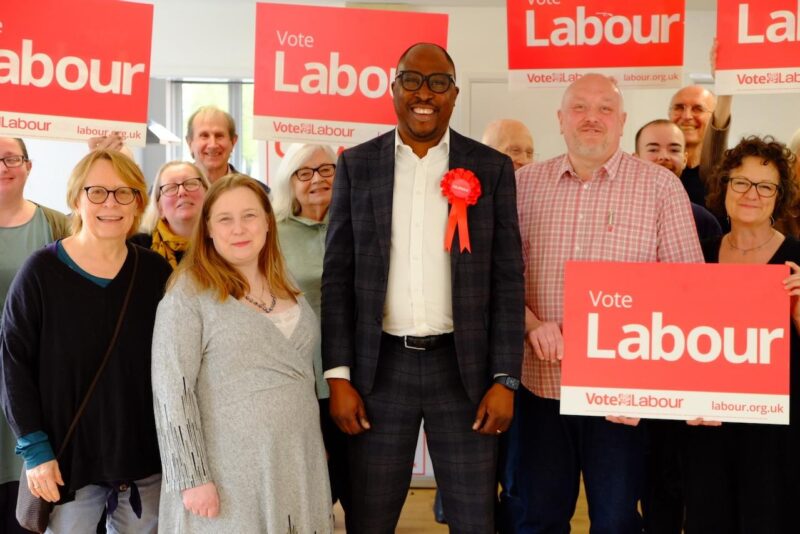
<box><xmin>403</xmin><ymin>336</ymin><xmax>426</xmax><ymax>351</ymax></box>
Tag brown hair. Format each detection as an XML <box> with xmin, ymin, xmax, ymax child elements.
<box><xmin>706</xmin><ymin>136</ymin><xmax>798</xmax><ymax>223</ymax></box>
<box><xmin>170</xmin><ymin>173</ymin><xmax>300</xmax><ymax>301</ymax></box>
<box><xmin>65</xmin><ymin>149</ymin><xmax>148</xmax><ymax>237</ymax></box>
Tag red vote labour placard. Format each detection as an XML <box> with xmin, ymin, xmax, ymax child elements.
<box><xmin>0</xmin><ymin>0</ymin><xmax>153</xmax><ymax>146</ymax></box>
<box><xmin>561</xmin><ymin>262</ymin><xmax>790</xmax><ymax>424</ymax></box>
<box><xmin>506</xmin><ymin>0</ymin><xmax>684</xmax><ymax>89</ymax></box>
<box><xmin>253</xmin><ymin>3</ymin><xmax>448</xmax><ymax>145</ymax></box>
<box><xmin>715</xmin><ymin>0</ymin><xmax>800</xmax><ymax>94</ymax></box>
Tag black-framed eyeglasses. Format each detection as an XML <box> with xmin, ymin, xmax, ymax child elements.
<box><xmin>727</xmin><ymin>177</ymin><xmax>780</xmax><ymax>198</ymax></box>
<box><xmin>293</xmin><ymin>164</ymin><xmax>336</xmax><ymax>182</ymax></box>
<box><xmin>0</xmin><ymin>155</ymin><xmax>27</xmax><ymax>168</ymax></box>
<box><xmin>159</xmin><ymin>177</ymin><xmax>204</xmax><ymax>197</ymax></box>
<box><xmin>83</xmin><ymin>186</ymin><xmax>139</xmax><ymax>205</ymax></box>
<box><xmin>669</xmin><ymin>103</ymin><xmax>712</xmax><ymax>116</ymax></box>
<box><xmin>394</xmin><ymin>71</ymin><xmax>456</xmax><ymax>94</ymax></box>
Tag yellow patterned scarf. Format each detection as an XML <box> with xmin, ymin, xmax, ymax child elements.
<box><xmin>151</xmin><ymin>219</ymin><xmax>189</xmax><ymax>269</ymax></box>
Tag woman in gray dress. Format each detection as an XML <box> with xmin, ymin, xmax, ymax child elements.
<box><xmin>151</xmin><ymin>174</ymin><xmax>333</xmax><ymax>533</ymax></box>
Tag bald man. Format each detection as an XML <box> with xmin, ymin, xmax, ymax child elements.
<box><xmin>482</xmin><ymin>119</ymin><xmax>534</xmax><ymax>171</ymax></box>
<box><xmin>668</xmin><ymin>85</ymin><xmax>731</xmax><ymax>207</ymax></box>
<box><xmin>515</xmin><ymin>74</ymin><xmax>702</xmax><ymax>533</ymax></box>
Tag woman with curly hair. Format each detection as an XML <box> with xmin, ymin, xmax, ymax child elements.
<box><xmin>683</xmin><ymin>136</ymin><xmax>799</xmax><ymax>533</ymax></box>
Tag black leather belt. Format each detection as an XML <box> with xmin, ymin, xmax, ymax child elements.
<box><xmin>383</xmin><ymin>333</ymin><xmax>454</xmax><ymax>351</ymax></box>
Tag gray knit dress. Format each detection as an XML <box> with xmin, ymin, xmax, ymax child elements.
<box><xmin>151</xmin><ymin>277</ymin><xmax>333</xmax><ymax>533</ymax></box>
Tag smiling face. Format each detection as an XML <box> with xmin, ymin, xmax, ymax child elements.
<box><xmin>725</xmin><ymin>156</ymin><xmax>781</xmax><ymax>228</ymax></box>
<box><xmin>187</xmin><ymin>110</ymin><xmax>238</xmax><ymax>180</ymax></box>
<box><xmin>207</xmin><ymin>186</ymin><xmax>268</xmax><ymax>270</ymax></box>
<box><xmin>669</xmin><ymin>86</ymin><xmax>715</xmax><ymax>149</ymax></box>
<box><xmin>635</xmin><ymin>122</ymin><xmax>688</xmax><ymax>177</ymax></box>
<box><xmin>76</xmin><ymin>159</ymin><xmax>141</xmax><ymax>241</ymax></box>
<box><xmin>558</xmin><ymin>74</ymin><xmax>626</xmax><ymax>166</ymax></box>
<box><xmin>292</xmin><ymin>148</ymin><xmax>336</xmax><ymax>219</ymax></box>
<box><xmin>392</xmin><ymin>44</ymin><xmax>459</xmax><ymax>156</ymax></box>
<box><xmin>0</xmin><ymin>137</ymin><xmax>31</xmax><ymax>202</ymax></box>
<box><xmin>157</xmin><ymin>163</ymin><xmax>206</xmax><ymax>230</ymax></box>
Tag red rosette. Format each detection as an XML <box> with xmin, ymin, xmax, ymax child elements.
<box><xmin>440</xmin><ymin>168</ymin><xmax>482</xmax><ymax>252</ymax></box>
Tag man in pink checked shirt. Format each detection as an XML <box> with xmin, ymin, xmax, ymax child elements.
<box><xmin>512</xmin><ymin>74</ymin><xmax>703</xmax><ymax>533</ymax></box>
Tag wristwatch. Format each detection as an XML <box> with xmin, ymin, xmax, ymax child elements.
<box><xmin>494</xmin><ymin>375</ymin><xmax>520</xmax><ymax>391</ymax></box>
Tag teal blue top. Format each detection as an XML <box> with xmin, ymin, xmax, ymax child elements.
<box><xmin>277</xmin><ymin>214</ymin><xmax>328</xmax><ymax>399</ymax></box>
<box><xmin>55</xmin><ymin>241</ymin><xmax>112</xmax><ymax>288</ymax></box>
<box><xmin>0</xmin><ymin>207</ymin><xmax>52</xmax><ymax>483</ymax></box>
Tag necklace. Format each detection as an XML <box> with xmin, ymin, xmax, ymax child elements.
<box><xmin>726</xmin><ymin>230</ymin><xmax>776</xmax><ymax>254</ymax></box>
<box><xmin>244</xmin><ymin>293</ymin><xmax>277</xmax><ymax>314</ymax></box>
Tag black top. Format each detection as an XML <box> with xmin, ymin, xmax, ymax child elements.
<box><xmin>701</xmin><ymin>234</ymin><xmax>800</xmax><ymax>426</ymax></box>
<box><xmin>0</xmin><ymin>242</ymin><xmax>171</xmax><ymax>500</ymax></box>
<box><xmin>680</xmin><ymin>166</ymin><xmax>707</xmax><ymax>208</ymax></box>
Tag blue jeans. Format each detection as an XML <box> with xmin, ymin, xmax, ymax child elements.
<box><xmin>506</xmin><ymin>389</ymin><xmax>644</xmax><ymax>534</ymax></box>
<box><xmin>46</xmin><ymin>473</ymin><xmax>160</xmax><ymax>534</ymax></box>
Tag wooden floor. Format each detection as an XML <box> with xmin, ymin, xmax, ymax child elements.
<box><xmin>334</xmin><ymin>486</ymin><xmax>590</xmax><ymax>533</ymax></box>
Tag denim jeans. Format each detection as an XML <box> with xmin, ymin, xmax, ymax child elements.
<box><xmin>505</xmin><ymin>390</ymin><xmax>644</xmax><ymax>534</ymax></box>
<box><xmin>46</xmin><ymin>473</ymin><xmax>160</xmax><ymax>534</ymax></box>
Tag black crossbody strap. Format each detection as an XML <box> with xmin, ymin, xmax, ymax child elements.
<box><xmin>55</xmin><ymin>245</ymin><xmax>139</xmax><ymax>458</ymax></box>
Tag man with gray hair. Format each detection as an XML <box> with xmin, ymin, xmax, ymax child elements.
<box><xmin>482</xmin><ymin>119</ymin><xmax>535</xmax><ymax>171</ymax></box>
<box><xmin>185</xmin><ymin>105</ymin><xmax>240</xmax><ymax>183</ymax></box>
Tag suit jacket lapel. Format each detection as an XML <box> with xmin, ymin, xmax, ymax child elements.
<box><xmin>447</xmin><ymin>130</ymin><xmax>475</xmax><ymax>272</ymax></box>
<box><xmin>371</xmin><ymin>131</ymin><xmax>396</xmax><ymax>272</ymax></box>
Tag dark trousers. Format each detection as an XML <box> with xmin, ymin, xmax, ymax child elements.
<box><xmin>496</xmin><ymin>388</ymin><xmax>523</xmax><ymax>533</ymax></box>
<box><xmin>347</xmin><ymin>335</ymin><xmax>497</xmax><ymax>534</ymax></box>
<box><xmin>641</xmin><ymin>419</ymin><xmax>684</xmax><ymax>534</ymax></box>
<box><xmin>506</xmin><ymin>389</ymin><xmax>644</xmax><ymax>534</ymax></box>
<box><xmin>682</xmin><ymin>423</ymin><xmax>794</xmax><ymax>534</ymax></box>
<box><xmin>0</xmin><ymin>481</ymin><xmax>36</xmax><ymax>534</ymax></box>
<box><xmin>319</xmin><ymin>398</ymin><xmax>352</xmax><ymax>530</ymax></box>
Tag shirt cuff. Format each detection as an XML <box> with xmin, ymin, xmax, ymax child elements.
<box><xmin>324</xmin><ymin>366</ymin><xmax>351</xmax><ymax>381</ymax></box>
<box><xmin>16</xmin><ymin>431</ymin><xmax>55</xmax><ymax>469</ymax></box>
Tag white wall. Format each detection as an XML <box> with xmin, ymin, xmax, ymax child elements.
<box><xmin>21</xmin><ymin>0</ymin><xmax>800</xmax><ymax>210</ymax></box>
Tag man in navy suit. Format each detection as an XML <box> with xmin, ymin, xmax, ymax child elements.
<box><xmin>321</xmin><ymin>43</ymin><xmax>525</xmax><ymax>533</ymax></box>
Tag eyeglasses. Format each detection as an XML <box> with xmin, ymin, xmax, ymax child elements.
<box><xmin>293</xmin><ymin>164</ymin><xmax>336</xmax><ymax>182</ymax></box>
<box><xmin>727</xmin><ymin>177</ymin><xmax>780</xmax><ymax>198</ymax></box>
<box><xmin>394</xmin><ymin>71</ymin><xmax>456</xmax><ymax>94</ymax></box>
<box><xmin>0</xmin><ymin>155</ymin><xmax>27</xmax><ymax>168</ymax></box>
<box><xmin>83</xmin><ymin>186</ymin><xmax>139</xmax><ymax>205</ymax></box>
<box><xmin>159</xmin><ymin>177</ymin><xmax>204</xmax><ymax>197</ymax></box>
<box><xmin>669</xmin><ymin>103</ymin><xmax>712</xmax><ymax>116</ymax></box>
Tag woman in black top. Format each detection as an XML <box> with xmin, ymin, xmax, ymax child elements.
<box><xmin>682</xmin><ymin>136</ymin><xmax>799</xmax><ymax>534</ymax></box>
<box><xmin>0</xmin><ymin>150</ymin><xmax>170</xmax><ymax>533</ymax></box>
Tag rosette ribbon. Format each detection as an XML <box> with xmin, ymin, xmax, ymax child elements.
<box><xmin>441</xmin><ymin>168</ymin><xmax>481</xmax><ymax>253</ymax></box>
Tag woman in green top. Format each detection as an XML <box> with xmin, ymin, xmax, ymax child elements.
<box><xmin>272</xmin><ymin>143</ymin><xmax>351</xmax><ymax>522</ymax></box>
<box><xmin>0</xmin><ymin>136</ymin><xmax>69</xmax><ymax>534</ymax></box>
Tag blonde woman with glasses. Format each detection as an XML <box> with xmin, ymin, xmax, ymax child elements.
<box><xmin>132</xmin><ymin>161</ymin><xmax>210</xmax><ymax>269</ymax></box>
<box><xmin>1</xmin><ymin>150</ymin><xmax>171</xmax><ymax>533</ymax></box>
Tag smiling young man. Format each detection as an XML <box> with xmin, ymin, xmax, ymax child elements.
<box><xmin>321</xmin><ymin>43</ymin><xmax>524</xmax><ymax>533</ymax></box>
<box><xmin>514</xmin><ymin>75</ymin><xmax>703</xmax><ymax>533</ymax></box>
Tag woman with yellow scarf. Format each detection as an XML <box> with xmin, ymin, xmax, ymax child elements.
<box><xmin>133</xmin><ymin>161</ymin><xmax>210</xmax><ymax>268</ymax></box>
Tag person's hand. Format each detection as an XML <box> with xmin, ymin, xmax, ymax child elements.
<box><xmin>328</xmin><ymin>379</ymin><xmax>370</xmax><ymax>435</ymax></box>
<box><xmin>687</xmin><ymin>418</ymin><xmax>722</xmax><ymax>427</ymax></box>
<box><xmin>472</xmin><ymin>383</ymin><xmax>514</xmax><ymax>435</ymax></box>
<box><xmin>709</xmin><ymin>38</ymin><xmax>719</xmax><ymax>79</ymax></box>
<box><xmin>784</xmin><ymin>261</ymin><xmax>800</xmax><ymax>330</ymax></box>
<box><xmin>181</xmin><ymin>482</ymin><xmax>220</xmax><ymax>517</ymax></box>
<box><xmin>605</xmin><ymin>415</ymin><xmax>640</xmax><ymax>427</ymax></box>
<box><xmin>526</xmin><ymin>321</ymin><xmax>564</xmax><ymax>362</ymax></box>
<box><xmin>88</xmin><ymin>132</ymin><xmax>125</xmax><ymax>151</ymax></box>
<box><xmin>26</xmin><ymin>459</ymin><xmax>63</xmax><ymax>503</ymax></box>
